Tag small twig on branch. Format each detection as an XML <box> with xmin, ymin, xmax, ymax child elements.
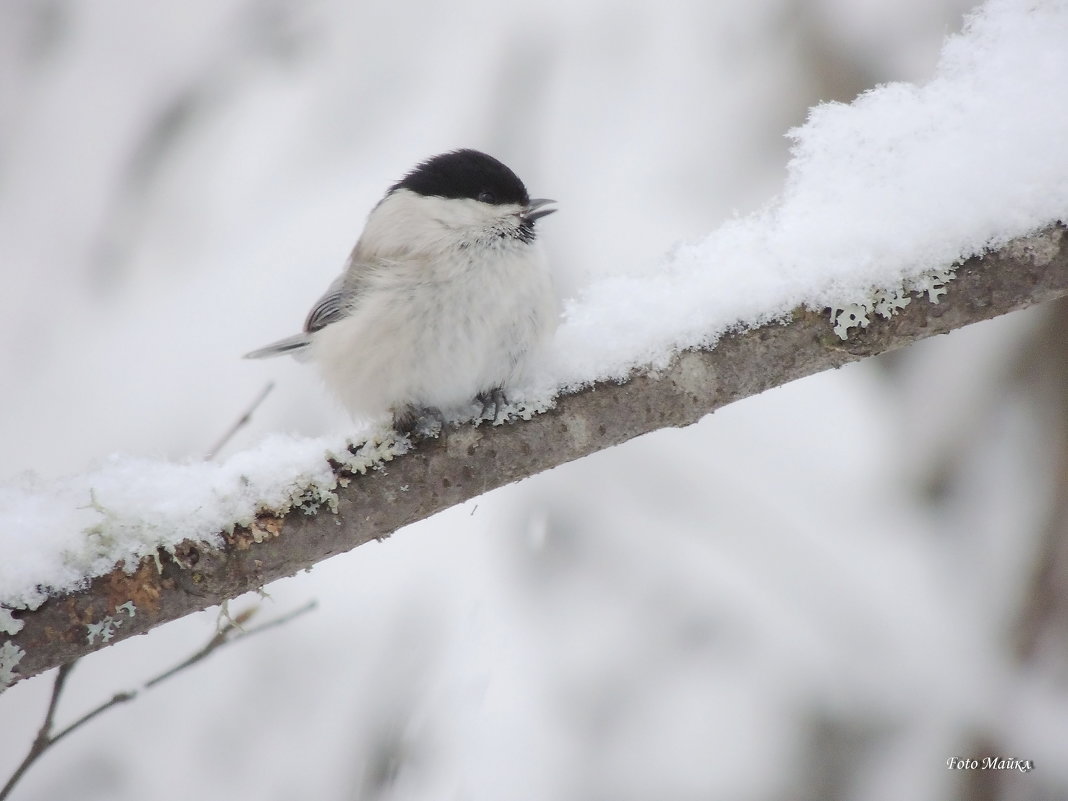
<box><xmin>206</xmin><ymin>381</ymin><xmax>275</xmax><ymax>460</ymax></box>
<box><xmin>145</xmin><ymin>600</ymin><xmax>312</xmax><ymax>688</ymax></box>
<box><xmin>0</xmin><ymin>662</ymin><xmax>76</xmax><ymax>800</ymax></box>
<box><xmin>0</xmin><ymin>600</ymin><xmax>316</xmax><ymax>801</ymax></box>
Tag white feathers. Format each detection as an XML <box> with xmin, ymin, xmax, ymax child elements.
<box><xmin>253</xmin><ymin>187</ymin><xmax>558</xmax><ymax>423</ymax></box>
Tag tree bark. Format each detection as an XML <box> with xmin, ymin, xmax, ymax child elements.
<box><xmin>4</xmin><ymin>224</ymin><xmax>1067</xmax><ymax>688</ymax></box>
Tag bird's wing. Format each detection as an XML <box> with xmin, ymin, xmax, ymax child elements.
<box><xmin>304</xmin><ymin>272</ymin><xmax>359</xmax><ymax>333</ymax></box>
<box><xmin>245</xmin><ymin>269</ymin><xmax>360</xmax><ymax>360</ymax></box>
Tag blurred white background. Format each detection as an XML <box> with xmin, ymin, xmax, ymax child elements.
<box><xmin>3</xmin><ymin>1</ymin><xmax>1066</xmax><ymax>799</ymax></box>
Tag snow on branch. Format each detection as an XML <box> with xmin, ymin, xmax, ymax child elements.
<box><xmin>3</xmin><ymin>223</ymin><xmax>1066</xmax><ymax>688</ymax></box>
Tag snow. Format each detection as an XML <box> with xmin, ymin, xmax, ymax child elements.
<box><xmin>548</xmin><ymin>0</ymin><xmax>1068</xmax><ymax>388</ymax></box>
<box><xmin>0</xmin><ymin>432</ymin><xmax>407</xmax><ymax>613</ymax></box>
<box><xmin>2</xmin><ymin>0</ymin><xmax>1066</xmax><ymax>623</ymax></box>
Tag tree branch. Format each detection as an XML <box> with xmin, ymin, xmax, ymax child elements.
<box><xmin>4</xmin><ymin>224</ymin><xmax>1067</xmax><ymax>687</ymax></box>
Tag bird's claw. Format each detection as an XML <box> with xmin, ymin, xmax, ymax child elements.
<box><xmin>394</xmin><ymin>405</ymin><xmax>445</xmax><ymax>438</ymax></box>
<box><xmin>476</xmin><ymin>388</ymin><xmax>508</xmax><ymax>425</ymax></box>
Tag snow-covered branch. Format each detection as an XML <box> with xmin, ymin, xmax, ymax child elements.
<box><xmin>4</xmin><ymin>223</ymin><xmax>1066</xmax><ymax>687</ymax></box>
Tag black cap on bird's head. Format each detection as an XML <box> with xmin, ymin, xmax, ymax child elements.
<box><xmin>391</xmin><ymin>150</ymin><xmax>556</xmax><ymax>226</ymax></box>
<box><xmin>392</xmin><ymin>149</ymin><xmax>530</xmax><ymax>205</ymax></box>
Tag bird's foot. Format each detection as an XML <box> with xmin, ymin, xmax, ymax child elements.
<box><xmin>476</xmin><ymin>388</ymin><xmax>508</xmax><ymax>425</ymax></box>
<box><xmin>393</xmin><ymin>405</ymin><xmax>445</xmax><ymax>439</ymax></box>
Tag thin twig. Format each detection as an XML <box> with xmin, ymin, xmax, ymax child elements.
<box><xmin>145</xmin><ymin>600</ymin><xmax>315</xmax><ymax>688</ymax></box>
<box><xmin>206</xmin><ymin>381</ymin><xmax>275</xmax><ymax>460</ymax></box>
<box><xmin>47</xmin><ymin>690</ymin><xmax>138</xmax><ymax>749</ymax></box>
<box><xmin>0</xmin><ymin>662</ymin><xmax>76</xmax><ymax>800</ymax></box>
<box><xmin>39</xmin><ymin>661</ymin><xmax>74</xmax><ymax>742</ymax></box>
<box><xmin>0</xmin><ymin>600</ymin><xmax>316</xmax><ymax>800</ymax></box>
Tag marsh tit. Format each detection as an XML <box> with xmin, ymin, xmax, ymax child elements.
<box><xmin>245</xmin><ymin>149</ymin><xmax>558</xmax><ymax>432</ymax></box>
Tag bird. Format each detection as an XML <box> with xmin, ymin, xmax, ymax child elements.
<box><xmin>245</xmin><ymin>149</ymin><xmax>558</xmax><ymax>433</ymax></box>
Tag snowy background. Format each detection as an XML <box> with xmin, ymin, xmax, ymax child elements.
<box><xmin>2</xmin><ymin>0</ymin><xmax>1067</xmax><ymax>799</ymax></box>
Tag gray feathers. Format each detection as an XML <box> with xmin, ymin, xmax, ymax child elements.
<box><xmin>243</xmin><ymin>332</ymin><xmax>313</xmax><ymax>360</ymax></box>
<box><xmin>244</xmin><ymin>274</ymin><xmax>357</xmax><ymax>360</ymax></box>
<box><xmin>303</xmin><ymin>272</ymin><xmax>358</xmax><ymax>333</ymax></box>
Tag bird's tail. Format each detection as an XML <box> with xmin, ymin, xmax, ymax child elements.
<box><xmin>244</xmin><ymin>333</ymin><xmax>313</xmax><ymax>361</ymax></box>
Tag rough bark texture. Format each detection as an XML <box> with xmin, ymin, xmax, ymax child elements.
<box><xmin>4</xmin><ymin>224</ymin><xmax>1067</xmax><ymax>687</ymax></box>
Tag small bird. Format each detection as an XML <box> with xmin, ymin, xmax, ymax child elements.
<box><xmin>245</xmin><ymin>149</ymin><xmax>558</xmax><ymax>432</ymax></box>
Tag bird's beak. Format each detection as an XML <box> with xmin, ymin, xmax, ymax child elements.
<box><xmin>522</xmin><ymin>198</ymin><xmax>557</xmax><ymax>223</ymax></box>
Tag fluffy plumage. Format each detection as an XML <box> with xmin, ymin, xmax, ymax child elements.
<box><xmin>245</xmin><ymin>150</ymin><xmax>557</xmax><ymax>430</ymax></box>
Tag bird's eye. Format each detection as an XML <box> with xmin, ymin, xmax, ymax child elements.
<box><xmin>477</xmin><ymin>190</ymin><xmax>496</xmax><ymax>204</ymax></box>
